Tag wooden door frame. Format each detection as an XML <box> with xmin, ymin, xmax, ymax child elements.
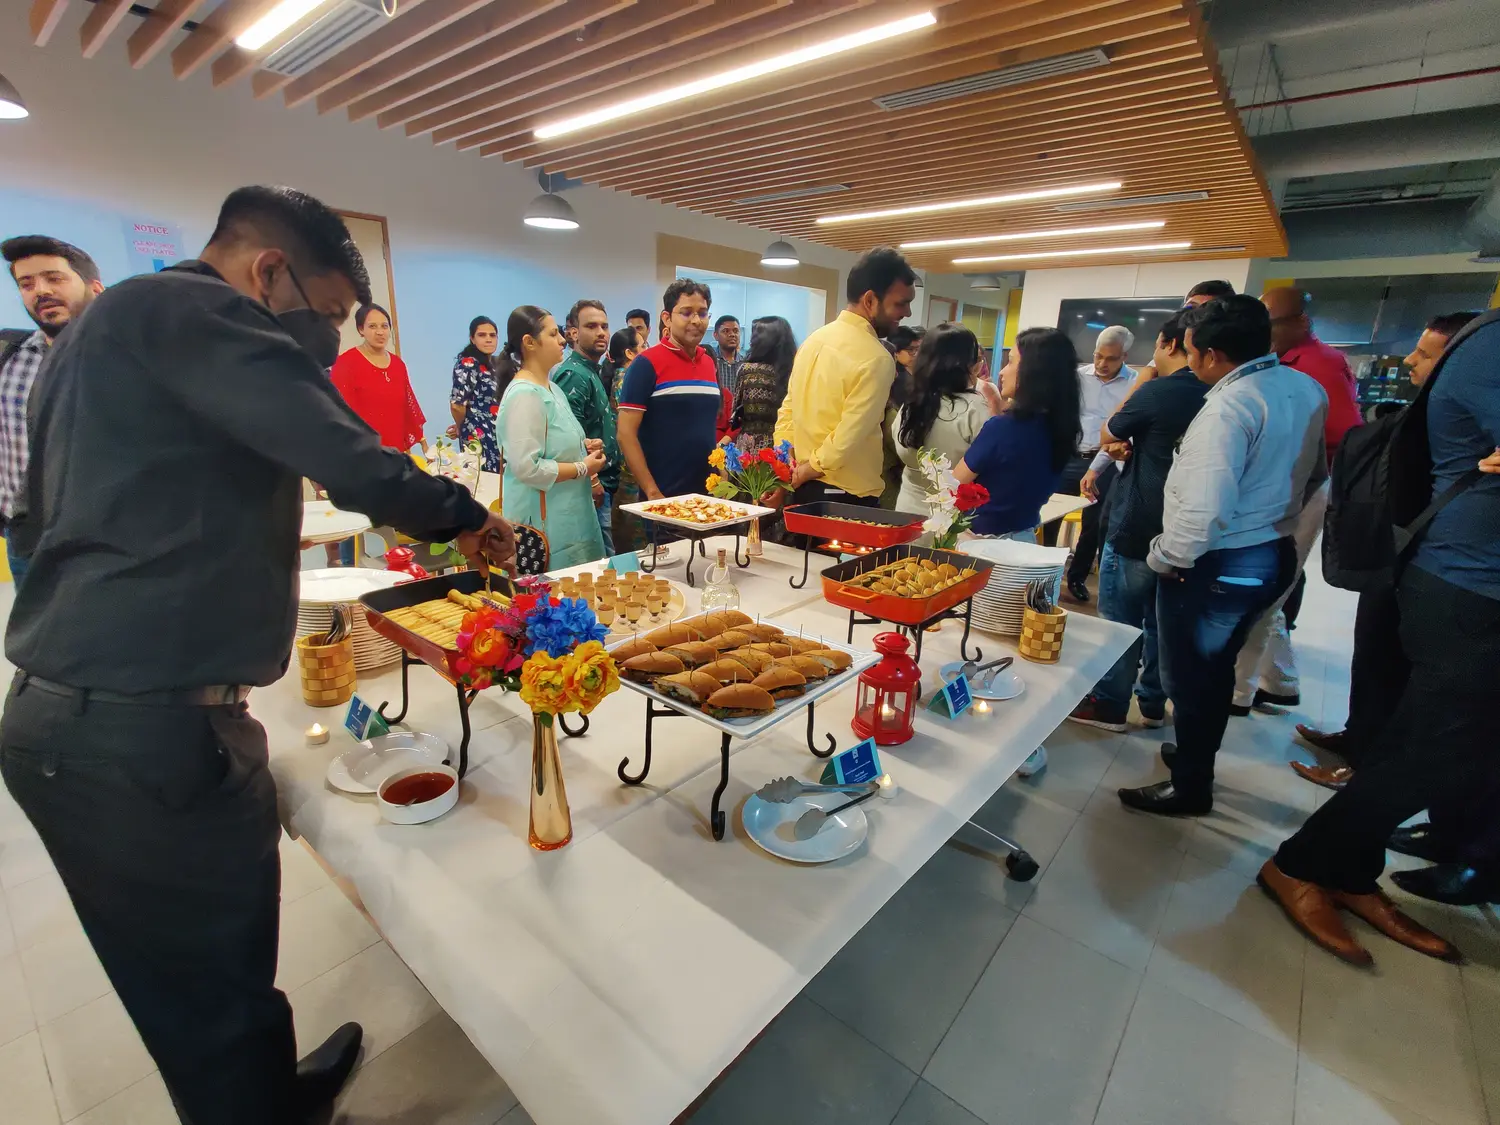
<box><xmin>336</xmin><ymin>209</ymin><xmax>401</xmax><ymax>354</ymax></box>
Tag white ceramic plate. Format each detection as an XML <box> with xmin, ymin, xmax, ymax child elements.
<box><xmin>299</xmin><ymin>567</ymin><xmax>403</xmax><ymax>604</ymax></box>
<box><xmin>938</xmin><ymin>661</ymin><xmax>1025</xmax><ymax>702</ymax></box>
<box><xmin>742</xmin><ymin>791</ymin><xmax>868</xmax><ymax>863</ymax></box>
<box><xmin>619</xmin><ymin>493</ymin><xmax>777</xmax><ymax>533</ymax></box>
<box><xmin>325</xmin><ymin>732</ymin><xmax>450</xmax><ymax>795</ymax></box>
<box><xmin>301</xmin><ymin>501</ymin><xmax>373</xmax><ymax>545</ymax></box>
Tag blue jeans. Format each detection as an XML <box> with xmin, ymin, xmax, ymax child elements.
<box><xmin>5</xmin><ymin>529</ymin><xmax>28</xmax><ymax>586</ymax></box>
<box><xmin>597</xmin><ymin>491</ymin><xmax>615</xmax><ymax>556</ymax></box>
<box><xmin>1156</xmin><ymin>538</ymin><xmax>1296</xmax><ymax>795</ymax></box>
<box><xmin>1092</xmin><ymin>544</ymin><xmax>1165</xmax><ymax>717</ymax></box>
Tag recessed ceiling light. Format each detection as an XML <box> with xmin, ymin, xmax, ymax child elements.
<box><xmin>817</xmin><ymin>181</ymin><xmax>1121</xmax><ymax>226</ymax></box>
<box><xmin>1055</xmin><ymin>190</ymin><xmax>1209</xmax><ymax>212</ymax></box>
<box><xmin>900</xmin><ymin>220</ymin><xmax>1165</xmax><ymax>250</ymax></box>
<box><xmin>535</xmin><ymin>12</ymin><xmax>937</xmax><ymax>140</ymax></box>
<box><xmin>236</xmin><ymin>0</ymin><xmax>336</xmax><ymax>51</ymax></box>
<box><xmin>952</xmin><ymin>241</ymin><xmax>1192</xmax><ymax>264</ymax></box>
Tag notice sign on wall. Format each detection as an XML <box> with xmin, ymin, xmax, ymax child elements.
<box><xmin>123</xmin><ymin>218</ymin><xmax>185</xmax><ymax>275</ymax></box>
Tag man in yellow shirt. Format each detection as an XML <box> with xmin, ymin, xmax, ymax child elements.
<box><xmin>775</xmin><ymin>246</ymin><xmax>918</xmax><ymax>507</ymax></box>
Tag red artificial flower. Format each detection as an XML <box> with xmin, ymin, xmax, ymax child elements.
<box><xmin>757</xmin><ymin>447</ymin><xmax>778</xmax><ymax>464</ymax></box>
<box><xmin>954</xmin><ymin>482</ymin><xmax>990</xmax><ymax>512</ymax></box>
<box><xmin>771</xmin><ymin>459</ymin><xmax>792</xmax><ymax>482</ymax></box>
<box><xmin>512</xmin><ymin>593</ymin><xmax>541</xmax><ymax>615</ymax></box>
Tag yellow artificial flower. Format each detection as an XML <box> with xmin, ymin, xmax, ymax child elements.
<box><xmin>705</xmin><ymin>472</ymin><xmax>723</xmax><ymax>491</ymax></box>
<box><xmin>566</xmin><ymin>640</ymin><xmax>620</xmax><ymax>714</ymax></box>
<box><xmin>519</xmin><ymin>652</ymin><xmax>572</xmax><ymax>715</ymax></box>
<box><xmin>707</xmin><ymin>446</ymin><xmax>727</xmax><ymax>470</ymax></box>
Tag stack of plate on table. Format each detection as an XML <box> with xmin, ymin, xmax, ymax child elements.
<box><xmin>297</xmin><ymin>568</ymin><xmax>405</xmax><ymax>671</ymax></box>
<box><xmin>959</xmin><ymin>538</ymin><xmax>1072</xmax><ymax>636</ymax></box>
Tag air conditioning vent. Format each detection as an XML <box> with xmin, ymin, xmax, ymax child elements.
<box><xmin>261</xmin><ymin>0</ymin><xmax>390</xmax><ymax>78</ymax></box>
<box><xmin>873</xmin><ymin>49</ymin><xmax>1110</xmax><ymax>111</ymax></box>
<box><xmin>733</xmin><ymin>183</ymin><xmax>852</xmax><ymax>205</ymax></box>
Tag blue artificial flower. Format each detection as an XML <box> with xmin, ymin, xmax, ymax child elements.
<box><xmin>724</xmin><ymin>442</ymin><xmax>743</xmax><ymax>475</ymax></box>
<box><xmin>777</xmin><ymin>439</ymin><xmax>794</xmax><ymax>460</ymax></box>
<box><xmin>524</xmin><ymin>596</ymin><xmax>607</xmax><ymax>657</ymax></box>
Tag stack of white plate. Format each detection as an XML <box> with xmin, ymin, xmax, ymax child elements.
<box><xmin>297</xmin><ymin>568</ymin><xmax>405</xmax><ymax>671</ymax></box>
<box><xmin>959</xmin><ymin>538</ymin><xmax>1072</xmax><ymax>637</ymax></box>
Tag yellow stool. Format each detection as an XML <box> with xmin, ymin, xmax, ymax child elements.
<box><xmin>1036</xmin><ymin>507</ymin><xmax>1084</xmax><ymax>547</ymax></box>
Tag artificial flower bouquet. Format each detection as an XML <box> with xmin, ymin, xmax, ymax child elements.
<box><xmin>453</xmin><ymin>576</ymin><xmax>620</xmax><ymax>725</ymax></box>
<box><xmin>705</xmin><ymin>439</ymin><xmax>795</xmax><ymax>501</ymax></box>
<box><xmin>916</xmin><ymin>449</ymin><xmax>990</xmax><ymax>550</ymax></box>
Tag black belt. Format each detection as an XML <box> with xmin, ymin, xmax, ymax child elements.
<box><xmin>15</xmin><ymin>672</ymin><xmax>252</xmax><ymax>708</ymax></box>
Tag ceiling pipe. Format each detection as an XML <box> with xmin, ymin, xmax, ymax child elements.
<box><xmin>1251</xmin><ymin>106</ymin><xmax>1500</xmax><ymax>180</ymax></box>
<box><xmin>1237</xmin><ymin>64</ymin><xmax>1500</xmax><ymax>112</ymax></box>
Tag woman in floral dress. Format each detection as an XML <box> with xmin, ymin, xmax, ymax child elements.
<box><xmin>730</xmin><ymin>316</ymin><xmax>797</xmax><ymax>454</ymax></box>
<box><xmin>449</xmin><ymin>315</ymin><xmax>501</xmax><ymax>472</ymax></box>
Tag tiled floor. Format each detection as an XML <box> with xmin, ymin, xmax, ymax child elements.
<box><xmin>1</xmin><ymin>563</ymin><xmax>1496</xmax><ymax>1124</ymax></box>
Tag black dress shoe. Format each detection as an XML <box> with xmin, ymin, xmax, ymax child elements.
<box><xmin>1228</xmin><ymin>703</ymin><xmax>1252</xmax><ymax>717</ymax></box>
<box><xmin>1254</xmin><ymin>688</ymin><xmax>1300</xmax><ymax>707</ymax></box>
<box><xmin>1118</xmin><ymin>780</ymin><xmax>1212</xmax><ymax>817</ymax></box>
<box><xmin>1066</xmin><ymin>579</ymin><xmax>1091</xmax><ymax>603</ymax></box>
<box><xmin>1391</xmin><ymin>863</ymin><xmax>1500</xmax><ymax>907</ymax></box>
<box><xmin>297</xmin><ymin>1022</ymin><xmax>363</xmax><ymax>1123</ymax></box>
<box><xmin>1387</xmin><ymin>823</ymin><xmax>1459</xmax><ymax>864</ymax></box>
<box><xmin>1160</xmin><ymin>742</ymin><xmax>1177</xmax><ymax>770</ymax></box>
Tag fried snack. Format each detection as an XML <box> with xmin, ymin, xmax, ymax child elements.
<box><xmin>640</xmin><ymin>496</ymin><xmax>745</xmax><ymax>525</ymax></box>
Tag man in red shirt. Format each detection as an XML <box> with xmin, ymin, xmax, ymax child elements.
<box><xmin>1264</xmin><ymin>287</ymin><xmax>1362</xmax><ymax>463</ymax></box>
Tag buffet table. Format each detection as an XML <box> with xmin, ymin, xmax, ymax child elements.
<box><xmin>263</xmin><ymin>539</ymin><xmax>1137</xmax><ymax>1125</ymax></box>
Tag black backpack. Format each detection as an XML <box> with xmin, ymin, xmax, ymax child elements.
<box><xmin>1321</xmin><ymin>307</ymin><xmax>1499</xmax><ymax>592</ymax></box>
<box><xmin>0</xmin><ymin>328</ymin><xmax>32</xmax><ymax>368</ymax></box>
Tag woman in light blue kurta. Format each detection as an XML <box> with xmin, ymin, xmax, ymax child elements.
<box><xmin>494</xmin><ymin>306</ymin><xmax>608</xmax><ymax>568</ymax></box>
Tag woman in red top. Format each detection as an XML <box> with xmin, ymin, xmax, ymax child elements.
<box><xmin>330</xmin><ymin>304</ymin><xmax>426</xmax><ymax>453</ymax></box>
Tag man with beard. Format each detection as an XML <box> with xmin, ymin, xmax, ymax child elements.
<box><xmin>1</xmin><ymin>236</ymin><xmax>105</xmax><ymax>582</ymax></box>
<box><xmin>775</xmin><ymin>246</ymin><xmax>917</xmax><ymax>507</ymax></box>
<box><xmin>555</xmin><ymin>298</ymin><xmax>620</xmax><ymax>551</ymax></box>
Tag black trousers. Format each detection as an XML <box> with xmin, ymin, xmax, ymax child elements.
<box><xmin>1340</xmin><ymin>586</ymin><xmax>1408</xmax><ymax>761</ymax></box>
<box><xmin>1045</xmin><ymin>452</ymin><xmax>1112</xmax><ymax>583</ymax></box>
<box><xmin>1275</xmin><ymin>566</ymin><xmax>1500</xmax><ymax>893</ymax></box>
<box><xmin>0</xmin><ymin>676</ymin><xmax>297</xmax><ymax>1124</ymax></box>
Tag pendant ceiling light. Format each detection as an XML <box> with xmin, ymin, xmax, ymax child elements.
<box><xmin>969</xmin><ymin>274</ymin><xmax>1005</xmax><ymax>291</ymax></box>
<box><xmin>0</xmin><ymin>74</ymin><xmax>29</xmax><ymax>121</ymax></box>
<box><xmin>761</xmin><ymin>239</ymin><xmax>799</xmax><ymax>267</ymax></box>
<box><xmin>523</xmin><ymin>171</ymin><xmax>580</xmax><ymax>231</ymax></box>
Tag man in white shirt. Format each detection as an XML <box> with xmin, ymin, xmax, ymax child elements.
<box><xmin>1118</xmin><ymin>296</ymin><xmax>1327</xmax><ymax>816</ymax></box>
<box><xmin>1052</xmin><ymin>325</ymin><xmax>1135</xmax><ymax>601</ymax></box>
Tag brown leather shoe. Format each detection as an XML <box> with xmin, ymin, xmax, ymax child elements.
<box><xmin>1290</xmin><ymin>761</ymin><xmax>1354</xmax><ymax>791</ymax></box>
<box><xmin>1295</xmin><ymin>724</ymin><xmax>1350</xmax><ymax>758</ymax></box>
<box><xmin>1257</xmin><ymin>860</ymin><xmax>1373</xmax><ymax>966</ymax></box>
<box><xmin>1330</xmin><ymin>889</ymin><xmax>1462</xmax><ymax>962</ymax></box>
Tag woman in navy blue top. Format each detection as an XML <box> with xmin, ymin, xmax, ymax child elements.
<box><xmin>957</xmin><ymin>327</ymin><xmax>1082</xmax><ymax>536</ymax></box>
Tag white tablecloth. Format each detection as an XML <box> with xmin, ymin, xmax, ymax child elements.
<box><xmin>263</xmin><ymin>540</ymin><xmax>1136</xmax><ymax>1125</ymax></box>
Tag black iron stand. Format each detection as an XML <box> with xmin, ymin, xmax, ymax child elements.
<box><xmin>617</xmin><ymin>697</ymin><xmax>839</xmax><ymax>840</ymax></box>
<box><xmin>375</xmin><ymin>651</ymin><xmax>590</xmax><ymax>780</ymax></box>
<box><xmin>844</xmin><ymin>596</ymin><xmax>982</xmax><ymax>665</ymax></box>
<box><xmin>639</xmin><ymin>523</ymin><xmax>749</xmax><ymax>586</ymax></box>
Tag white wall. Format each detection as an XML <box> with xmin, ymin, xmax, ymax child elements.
<box><xmin>0</xmin><ymin>2</ymin><xmax>853</xmax><ymax>428</ymax></box>
<box><xmin>1015</xmin><ymin>259</ymin><xmax>1253</xmax><ymax>330</ymax></box>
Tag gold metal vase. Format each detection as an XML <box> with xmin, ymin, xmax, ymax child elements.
<box><xmin>747</xmin><ymin>515</ymin><xmax>764</xmax><ymax>557</ymax></box>
<box><xmin>528</xmin><ymin>713</ymin><xmax>572</xmax><ymax>851</ymax></box>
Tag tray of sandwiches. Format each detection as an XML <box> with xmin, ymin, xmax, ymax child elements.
<box><xmin>607</xmin><ymin>609</ymin><xmax>880</xmax><ymax>739</ymax></box>
<box><xmin>359</xmin><ymin>572</ymin><xmax>518</xmax><ymax>682</ymax></box>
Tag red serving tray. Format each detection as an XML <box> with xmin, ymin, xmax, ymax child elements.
<box><xmin>781</xmin><ymin>501</ymin><xmax>926</xmax><ymax>550</ymax></box>
<box><xmin>820</xmin><ymin>544</ymin><xmax>993</xmax><ymax>626</ymax></box>
<box><xmin>359</xmin><ymin>571</ymin><xmax>517</xmax><ymax>683</ymax></box>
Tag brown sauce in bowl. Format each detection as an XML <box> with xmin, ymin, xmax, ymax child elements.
<box><xmin>382</xmin><ymin>772</ymin><xmax>456</xmax><ymax>806</ymax></box>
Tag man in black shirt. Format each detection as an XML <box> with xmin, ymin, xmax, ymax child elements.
<box><xmin>1068</xmin><ymin>310</ymin><xmax>1208</xmax><ymax>732</ymax></box>
<box><xmin>0</xmin><ymin>186</ymin><xmax>514</xmax><ymax>1125</ymax></box>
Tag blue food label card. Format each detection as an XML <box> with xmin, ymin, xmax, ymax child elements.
<box><xmin>927</xmin><ymin>674</ymin><xmax>973</xmax><ymax>719</ymax></box>
<box><xmin>818</xmin><ymin>737</ymin><xmax>882</xmax><ymax>785</ymax></box>
<box><xmin>605</xmin><ymin>550</ymin><xmax>641</xmax><ymax>574</ymax></box>
<box><xmin>344</xmin><ymin>694</ymin><xmax>386</xmax><ymax>741</ymax></box>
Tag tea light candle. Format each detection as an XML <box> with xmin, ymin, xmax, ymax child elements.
<box><xmin>974</xmin><ymin>700</ymin><xmax>991</xmax><ymax>714</ymax></box>
<box><xmin>876</xmin><ymin>772</ymin><xmax>899</xmax><ymax>799</ymax></box>
<box><xmin>305</xmin><ymin>723</ymin><xmax>329</xmax><ymax>746</ymax></box>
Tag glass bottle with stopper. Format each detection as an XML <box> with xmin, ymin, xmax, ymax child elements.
<box><xmin>700</xmin><ymin>547</ymin><xmax>740</xmax><ymax>611</ymax></box>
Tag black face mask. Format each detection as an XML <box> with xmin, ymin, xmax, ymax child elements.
<box><xmin>275</xmin><ymin>265</ymin><xmax>341</xmax><ymax>370</ymax></box>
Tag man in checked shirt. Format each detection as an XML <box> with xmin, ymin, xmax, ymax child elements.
<box><xmin>1</xmin><ymin>236</ymin><xmax>104</xmax><ymax>583</ymax></box>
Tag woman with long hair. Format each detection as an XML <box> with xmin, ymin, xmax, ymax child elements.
<box><xmin>449</xmin><ymin>315</ymin><xmax>501</xmax><ymax>472</ymax></box>
<box><xmin>494</xmin><ymin>306</ymin><xmax>608</xmax><ymax>567</ymax></box>
<box><xmin>730</xmin><ymin>315</ymin><xmax>798</xmax><ymax>453</ymax></box>
<box><xmin>891</xmin><ymin>323</ymin><xmax>996</xmax><ymax>513</ymax></box>
<box><xmin>955</xmin><ymin>327</ymin><xmax>1082</xmax><ymax>538</ymax></box>
<box><xmin>602</xmin><ymin>325</ymin><xmax>643</xmax><ymax>411</ymax></box>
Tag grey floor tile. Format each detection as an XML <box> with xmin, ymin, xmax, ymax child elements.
<box><xmin>275</xmin><ymin>883</ymin><xmax>381</xmax><ymax>993</ymax></box>
<box><xmin>0</xmin><ymin>1031</ymin><xmax>60</xmax><ymax>1125</ymax></box>
<box><xmin>68</xmin><ymin>1073</ymin><xmax>177</xmax><ymax>1125</ymax></box>
<box><xmin>38</xmin><ymin>991</ymin><xmax>155</xmax><ymax>1121</ymax></box>
<box><xmin>1015</xmin><ymin>723</ymin><xmax>1123</xmax><ymax>813</ymax></box>
<box><xmin>1300</xmin><ymin>926</ymin><xmax>1487</xmax><ymax>1125</ymax></box>
<box><xmin>1021</xmin><ymin>812</ymin><xmax>1183</xmax><ymax>971</ymax></box>
<box><xmin>1460</xmin><ymin>963</ymin><xmax>1500</xmax><ymax>1124</ymax></box>
<box><xmin>891</xmin><ymin>1080</ymin><xmax>985</xmax><ymax>1125</ymax></box>
<box><xmin>1093</xmin><ymin>978</ymin><xmax>1295</xmax><ymax>1125</ymax></box>
<box><xmin>0</xmin><ymin>950</ymin><xmax>35</xmax><ymax>1047</ymax></box>
<box><xmin>332</xmin><ymin>1012</ymin><xmax>517</xmax><ymax>1125</ymax></box>
<box><xmin>290</xmin><ymin>943</ymin><xmax>441</xmax><ymax>1069</ymax></box>
<box><xmin>1144</xmin><ymin>856</ymin><xmax>1305</xmax><ymax>1046</ymax></box>
<box><xmin>805</xmin><ymin>841</ymin><xmax>1018</xmax><ymax>1072</ymax></box>
<box><xmin>495</xmin><ymin>1107</ymin><xmax>534</xmax><ymax>1125</ymax></box>
<box><xmin>964</xmin><ymin>786</ymin><xmax>1080</xmax><ymax>910</ymax></box>
<box><xmin>924</xmin><ymin>915</ymin><xmax>1141</xmax><ymax>1125</ymax></box>
<box><xmin>686</xmin><ymin>996</ymin><xmax>916</xmax><ymax>1125</ymax></box>
<box><xmin>1294</xmin><ymin>1057</ymin><xmax>1444</xmax><ymax>1125</ymax></box>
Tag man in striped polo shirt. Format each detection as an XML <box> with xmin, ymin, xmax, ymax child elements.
<box><xmin>617</xmin><ymin>277</ymin><xmax>720</xmax><ymax>500</ymax></box>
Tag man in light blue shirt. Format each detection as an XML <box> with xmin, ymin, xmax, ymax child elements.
<box><xmin>1119</xmin><ymin>295</ymin><xmax>1326</xmax><ymax>816</ymax></box>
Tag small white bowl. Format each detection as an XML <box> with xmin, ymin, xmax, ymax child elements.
<box><xmin>376</xmin><ymin>763</ymin><xmax>460</xmax><ymax>825</ymax></box>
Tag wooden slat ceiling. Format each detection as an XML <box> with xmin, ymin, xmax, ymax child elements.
<box><xmin>35</xmin><ymin>0</ymin><xmax>1286</xmax><ymax>268</ymax></box>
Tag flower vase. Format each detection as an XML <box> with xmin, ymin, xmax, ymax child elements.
<box><xmin>528</xmin><ymin>713</ymin><xmax>572</xmax><ymax>851</ymax></box>
<box><xmin>747</xmin><ymin>516</ymin><xmax>764</xmax><ymax>557</ymax></box>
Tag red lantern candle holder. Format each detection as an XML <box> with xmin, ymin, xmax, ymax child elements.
<box><xmin>851</xmin><ymin>631</ymin><xmax>922</xmax><ymax>745</ymax></box>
